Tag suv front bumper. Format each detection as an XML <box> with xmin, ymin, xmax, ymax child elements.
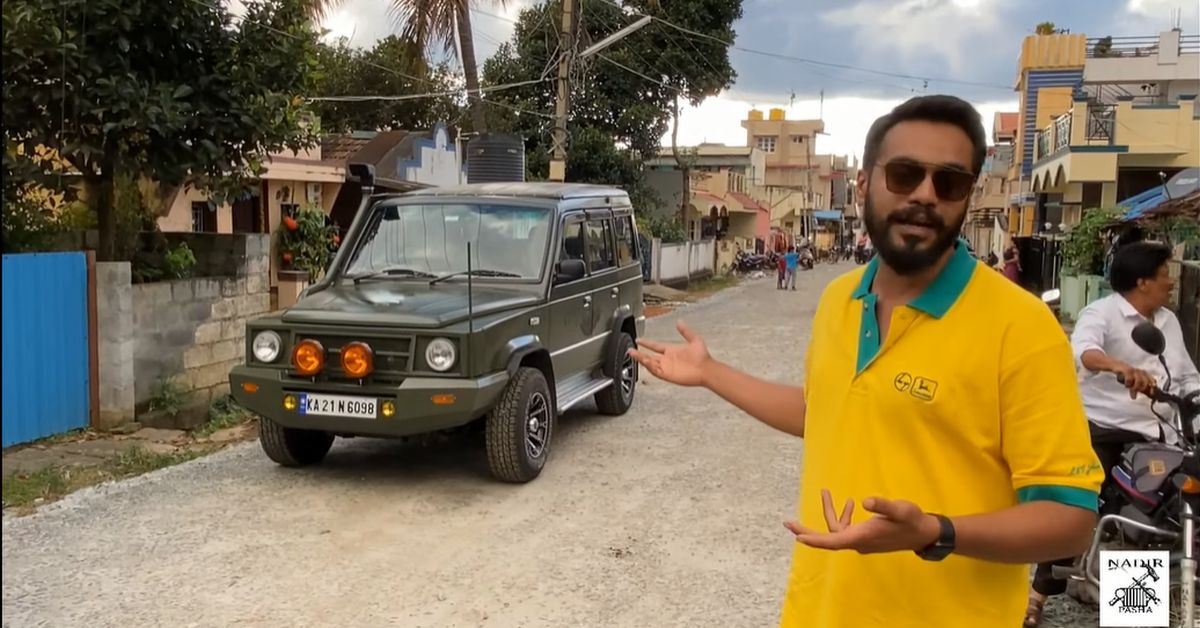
<box><xmin>229</xmin><ymin>365</ymin><xmax>510</xmax><ymax>438</ymax></box>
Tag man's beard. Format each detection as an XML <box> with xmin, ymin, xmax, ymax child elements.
<box><xmin>862</xmin><ymin>192</ymin><xmax>965</xmax><ymax>276</ymax></box>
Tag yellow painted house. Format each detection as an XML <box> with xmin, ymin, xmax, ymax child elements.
<box><xmin>1009</xmin><ymin>28</ymin><xmax>1200</xmax><ymax>235</ymax></box>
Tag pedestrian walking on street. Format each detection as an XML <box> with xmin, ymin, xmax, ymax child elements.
<box><xmin>783</xmin><ymin>246</ymin><xmax>799</xmax><ymax>290</ymax></box>
<box><xmin>1002</xmin><ymin>243</ymin><xmax>1021</xmax><ymax>284</ymax></box>
<box><xmin>628</xmin><ymin>94</ymin><xmax>1101</xmax><ymax>628</ymax></box>
<box><xmin>777</xmin><ymin>251</ymin><xmax>786</xmax><ymax>289</ymax></box>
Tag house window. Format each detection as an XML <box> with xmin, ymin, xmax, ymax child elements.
<box><xmin>755</xmin><ymin>135</ymin><xmax>777</xmax><ymax>154</ymax></box>
<box><xmin>191</xmin><ymin>201</ymin><xmax>217</xmax><ymax>233</ymax></box>
<box><xmin>791</xmin><ymin>134</ymin><xmax>807</xmax><ymax>144</ymax></box>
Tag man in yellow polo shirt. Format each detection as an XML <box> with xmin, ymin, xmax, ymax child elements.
<box><xmin>628</xmin><ymin>94</ymin><xmax>1103</xmax><ymax>628</ymax></box>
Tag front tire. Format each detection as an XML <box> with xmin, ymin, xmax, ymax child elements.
<box><xmin>258</xmin><ymin>416</ymin><xmax>334</xmax><ymax>467</ymax></box>
<box><xmin>486</xmin><ymin>367</ymin><xmax>554</xmax><ymax>483</ymax></box>
<box><xmin>595</xmin><ymin>332</ymin><xmax>637</xmax><ymax>415</ymax></box>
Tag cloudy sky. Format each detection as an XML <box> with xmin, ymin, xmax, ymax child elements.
<box><xmin>316</xmin><ymin>0</ymin><xmax>1198</xmax><ymax>160</ymax></box>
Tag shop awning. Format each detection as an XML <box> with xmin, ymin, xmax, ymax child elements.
<box><xmin>1119</xmin><ymin>185</ymin><xmax>1166</xmax><ymax>221</ymax></box>
<box><xmin>813</xmin><ymin>210</ymin><xmax>844</xmax><ymax>222</ymax></box>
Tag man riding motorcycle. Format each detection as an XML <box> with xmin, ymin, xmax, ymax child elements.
<box><xmin>1024</xmin><ymin>241</ymin><xmax>1200</xmax><ymax>627</ymax></box>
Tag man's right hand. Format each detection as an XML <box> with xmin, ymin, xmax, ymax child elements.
<box><xmin>627</xmin><ymin>319</ymin><xmax>713</xmax><ymax>387</ymax></box>
<box><xmin>1112</xmin><ymin>362</ymin><xmax>1157</xmax><ymax>399</ymax></box>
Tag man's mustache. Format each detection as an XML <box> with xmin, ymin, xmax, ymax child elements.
<box><xmin>886</xmin><ymin>205</ymin><xmax>945</xmax><ymax>230</ymax></box>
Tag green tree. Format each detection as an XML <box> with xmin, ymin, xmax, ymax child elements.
<box><xmin>2</xmin><ymin>0</ymin><xmax>323</xmax><ymax>260</ymax></box>
<box><xmin>481</xmin><ymin>0</ymin><xmax>741</xmax><ymax>201</ymax></box>
<box><xmin>1035</xmin><ymin>22</ymin><xmax>1057</xmax><ymax>35</ymax></box>
<box><xmin>312</xmin><ymin>35</ymin><xmax>462</xmax><ymax>133</ymax></box>
<box><xmin>312</xmin><ymin>0</ymin><xmax>503</xmax><ymax>133</ymax></box>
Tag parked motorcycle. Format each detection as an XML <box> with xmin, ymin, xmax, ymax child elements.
<box><xmin>1053</xmin><ymin>320</ymin><xmax>1200</xmax><ymax>626</ymax></box>
<box><xmin>799</xmin><ymin>247</ymin><xmax>815</xmax><ymax>271</ymax></box>
<box><xmin>854</xmin><ymin>245</ymin><xmax>874</xmax><ymax>265</ymax></box>
<box><xmin>1040</xmin><ymin>288</ymin><xmax>1061</xmax><ymax>317</ymax></box>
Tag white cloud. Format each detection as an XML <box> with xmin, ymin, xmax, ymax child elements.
<box><xmin>819</xmin><ymin>0</ymin><xmax>1003</xmax><ymax>76</ymax></box>
<box><xmin>663</xmin><ymin>93</ymin><xmax>1020</xmax><ymax>161</ymax></box>
<box><xmin>316</xmin><ymin>0</ymin><xmax>536</xmax><ymax>61</ymax></box>
<box><xmin>1125</xmin><ymin>0</ymin><xmax>1199</xmax><ymax>24</ymax></box>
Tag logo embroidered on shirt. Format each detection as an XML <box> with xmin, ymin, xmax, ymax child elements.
<box><xmin>894</xmin><ymin>372</ymin><xmax>939</xmax><ymax>401</ymax></box>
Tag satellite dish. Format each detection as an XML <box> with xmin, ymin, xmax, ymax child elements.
<box><xmin>1165</xmin><ymin>167</ymin><xmax>1200</xmax><ymax>200</ymax></box>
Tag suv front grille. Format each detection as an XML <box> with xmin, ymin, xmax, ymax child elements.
<box><xmin>292</xmin><ymin>332</ymin><xmax>415</xmax><ymax>384</ymax></box>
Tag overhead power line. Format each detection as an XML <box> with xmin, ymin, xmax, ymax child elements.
<box><xmin>186</xmin><ymin>0</ymin><xmax>554</xmax><ymax>119</ymax></box>
<box><xmin>641</xmin><ymin>13</ymin><xmax>1014</xmax><ymax>92</ymax></box>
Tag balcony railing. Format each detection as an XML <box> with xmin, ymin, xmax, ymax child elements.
<box><xmin>1034</xmin><ymin>113</ymin><xmax>1070</xmax><ymax>162</ymax></box>
<box><xmin>1183</xmin><ymin>34</ymin><xmax>1200</xmax><ymax>54</ymax></box>
<box><xmin>1053</xmin><ymin>115</ymin><xmax>1071</xmax><ymax>153</ymax></box>
<box><xmin>1086</xmin><ymin>33</ymin><xmax>1200</xmax><ymax>57</ymax></box>
<box><xmin>1033</xmin><ymin>102</ymin><xmax>1125</xmax><ymax>162</ymax></box>
<box><xmin>1085</xmin><ymin>104</ymin><xmax>1116</xmax><ymax>143</ymax></box>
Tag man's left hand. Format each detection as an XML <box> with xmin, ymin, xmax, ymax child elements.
<box><xmin>784</xmin><ymin>492</ymin><xmax>941</xmax><ymax>554</ymax></box>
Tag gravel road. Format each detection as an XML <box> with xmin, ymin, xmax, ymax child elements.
<box><xmin>2</xmin><ymin>262</ymin><xmax>1097</xmax><ymax>628</ymax></box>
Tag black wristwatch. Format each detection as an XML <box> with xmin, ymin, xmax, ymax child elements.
<box><xmin>915</xmin><ymin>513</ymin><xmax>956</xmax><ymax>561</ymax></box>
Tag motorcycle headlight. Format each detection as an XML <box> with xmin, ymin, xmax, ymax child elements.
<box><xmin>252</xmin><ymin>330</ymin><xmax>282</xmax><ymax>363</ymax></box>
<box><xmin>425</xmin><ymin>338</ymin><xmax>456</xmax><ymax>372</ymax></box>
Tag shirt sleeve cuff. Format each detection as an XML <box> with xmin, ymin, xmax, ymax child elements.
<box><xmin>1016</xmin><ymin>485</ymin><xmax>1099</xmax><ymax>512</ymax></box>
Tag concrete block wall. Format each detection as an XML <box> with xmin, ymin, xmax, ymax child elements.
<box><xmin>96</xmin><ymin>262</ymin><xmax>136</xmax><ymax>429</ymax></box>
<box><xmin>96</xmin><ymin>234</ymin><xmax>272</xmax><ymax>421</ymax></box>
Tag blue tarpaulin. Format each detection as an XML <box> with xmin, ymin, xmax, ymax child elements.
<box><xmin>1119</xmin><ymin>185</ymin><xmax>1166</xmax><ymax>221</ymax></box>
<box><xmin>813</xmin><ymin>210</ymin><xmax>844</xmax><ymax>221</ymax></box>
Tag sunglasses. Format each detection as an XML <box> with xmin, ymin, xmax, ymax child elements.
<box><xmin>877</xmin><ymin>160</ymin><xmax>977</xmax><ymax>202</ymax></box>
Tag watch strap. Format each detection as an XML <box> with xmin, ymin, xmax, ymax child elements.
<box><xmin>915</xmin><ymin>513</ymin><xmax>955</xmax><ymax>561</ymax></box>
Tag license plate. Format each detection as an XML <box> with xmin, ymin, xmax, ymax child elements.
<box><xmin>297</xmin><ymin>393</ymin><xmax>377</xmax><ymax>419</ymax></box>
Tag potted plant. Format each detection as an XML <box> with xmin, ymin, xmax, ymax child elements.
<box><xmin>276</xmin><ymin>204</ymin><xmax>339</xmax><ymax>281</ymax></box>
<box><xmin>275</xmin><ymin>205</ymin><xmax>339</xmax><ymax>308</ymax></box>
<box><xmin>1059</xmin><ymin>206</ymin><xmax>1121</xmax><ymax>320</ymax></box>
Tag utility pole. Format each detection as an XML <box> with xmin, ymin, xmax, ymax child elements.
<box><xmin>548</xmin><ymin>0</ymin><xmax>578</xmax><ymax>183</ymax></box>
<box><xmin>804</xmin><ymin>132</ymin><xmax>814</xmax><ymax>240</ymax></box>
<box><xmin>547</xmin><ymin>11</ymin><xmax>650</xmax><ymax>182</ymax></box>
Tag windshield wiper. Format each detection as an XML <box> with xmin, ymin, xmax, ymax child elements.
<box><xmin>428</xmin><ymin>268</ymin><xmax>522</xmax><ymax>286</ymax></box>
<box><xmin>349</xmin><ymin>267</ymin><xmax>438</xmax><ymax>284</ymax></box>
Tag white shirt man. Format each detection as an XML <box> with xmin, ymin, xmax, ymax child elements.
<box><xmin>1072</xmin><ymin>293</ymin><xmax>1200</xmax><ymax>440</ymax></box>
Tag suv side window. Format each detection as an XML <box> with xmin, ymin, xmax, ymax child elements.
<box><xmin>557</xmin><ymin>219</ymin><xmax>586</xmax><ymax>282</ymax></box>
<box><xmin>585</xmin><ymin>219</ymin><xmax>614</xmax><ymax>272</ymax></box>
<box><xmin>613</xmin><ymin>216</ymin><xmax>637</xmax><ymax>267</ymax></box>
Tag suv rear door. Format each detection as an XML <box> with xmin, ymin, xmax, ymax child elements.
<box><xmin>582</xmin><ymin>211</ymin><xmax>619</xmax><ymax>359</ymax></box>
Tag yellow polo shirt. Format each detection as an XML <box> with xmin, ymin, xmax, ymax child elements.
<box><xmin>781</xmin><ymin>241</ymin><xmax>1103</xmax><ymax>628</ymax></box>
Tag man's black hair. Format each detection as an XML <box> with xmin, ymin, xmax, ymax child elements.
<box><xmin>1109</xmin><ymin>241</ymin><xmax>1172</xmax><ymax>294</ymax></box>
<box><xmin>862</xmin><ymin>95</ymin><xmax>988</xmax><ymax>175</ymax></box>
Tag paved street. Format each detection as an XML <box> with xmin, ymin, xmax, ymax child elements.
<box><xmin>3</xmin><ymin>262</ymin><xmax>1094</xmax><ymax>627</ymax></box>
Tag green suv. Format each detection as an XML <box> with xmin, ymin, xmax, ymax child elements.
<box><xmin>229</xmin><ymin>167</ymin><xmax>645</xmax><ymax>483</ymax></box>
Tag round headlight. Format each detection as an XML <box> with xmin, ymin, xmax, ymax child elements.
<box><xmin>252</xmin><ymin>331</ymin><xmax>282</xmax><ymax>363</ymax></box>
<box><xmin>425</xmin><ymin>338</ymin><xmax>456</xmax><ymax>372</ymax></box>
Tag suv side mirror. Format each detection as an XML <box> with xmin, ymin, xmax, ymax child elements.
<box><xmin>1131</xmin><ymin>320</ymin><xmax>1166</xmax><ymax>356</ymax></box>
<box><xmin>556</xmin><ymin>258</ymin><xmax>586</xmax><ymax>283</ymax></box>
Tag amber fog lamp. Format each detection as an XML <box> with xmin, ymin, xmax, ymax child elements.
<box><xmin>292</xmin><ymin>339</ymin><xmax>325</xmax><ymax>376</ymax></box>
<box><xmin>341</xmin><ymin>341</ymin><xmax>374</xmax><ymax>378</ymax></box>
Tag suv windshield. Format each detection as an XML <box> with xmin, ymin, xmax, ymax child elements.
<box><xmin>343</xmin><ymin>202</ymin><xmax>553</xmax><ymax>281</ymax></box>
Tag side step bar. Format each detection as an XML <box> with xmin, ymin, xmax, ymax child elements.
<box><xmin>556</xmin><ymin>378</ymin><xmax>613</xmax><ymax>414</ymax></box>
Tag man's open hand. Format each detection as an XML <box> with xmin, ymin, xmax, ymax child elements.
<box><xmin>627</xmin><ymin>320</ymin><xmax>712</xmax><ymax>387</ymax></box>
<box><xmin>784</xmin><ymin>491</ymin><xmax>940</xmax><ymax>554</ymax></box>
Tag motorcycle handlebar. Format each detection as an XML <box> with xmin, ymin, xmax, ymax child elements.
<box><xmin>1116</xmin><ymin>373</ymin><xmax>1200</xmax><ymax>442</ymax></box>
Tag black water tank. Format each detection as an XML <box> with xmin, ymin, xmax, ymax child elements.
<box><xmin>466</xmin><ymin>133</ymin><xmax>525</xmax><ymax>183</ymax></box>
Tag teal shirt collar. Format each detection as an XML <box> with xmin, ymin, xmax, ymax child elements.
<box><xmin>851</xmin><ymin>239</ymin><xmax>977</xmax><ymax>319</ymax></box>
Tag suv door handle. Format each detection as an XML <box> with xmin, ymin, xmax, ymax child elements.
<box><xmin>611</xmin><ymin>287</ymin><xmax>619</xmax><ymax>297</ymax></box>
<box><xmin>583</xmin><ymin>296</ymin><xmax>592</xmax><ymax>307</ymax></box>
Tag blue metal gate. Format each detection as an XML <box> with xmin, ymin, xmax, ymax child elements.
<box><xmin>638</xmin><ymin>233</ymin><xmax>652</xmax><ymax>281</ymax></box>
<box><xmin>2</xmin><ymin>252</ymin><xmax>91</xmax><ymax>447</ymax></box>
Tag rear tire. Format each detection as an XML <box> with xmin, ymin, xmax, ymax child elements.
<box><xmin>258</xmin><ymin>416</ymin><xmax>334</xmax><ymax>467</ymax></box>
<box><xmin>486</xmin><ymin>367</ymin><xmax>554</xmax><ymax>483</ymax></box>
<box><xmin>595</xmin><ymin>332</ymin><xmax>637</xmax><ymax>416</ymax></box>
